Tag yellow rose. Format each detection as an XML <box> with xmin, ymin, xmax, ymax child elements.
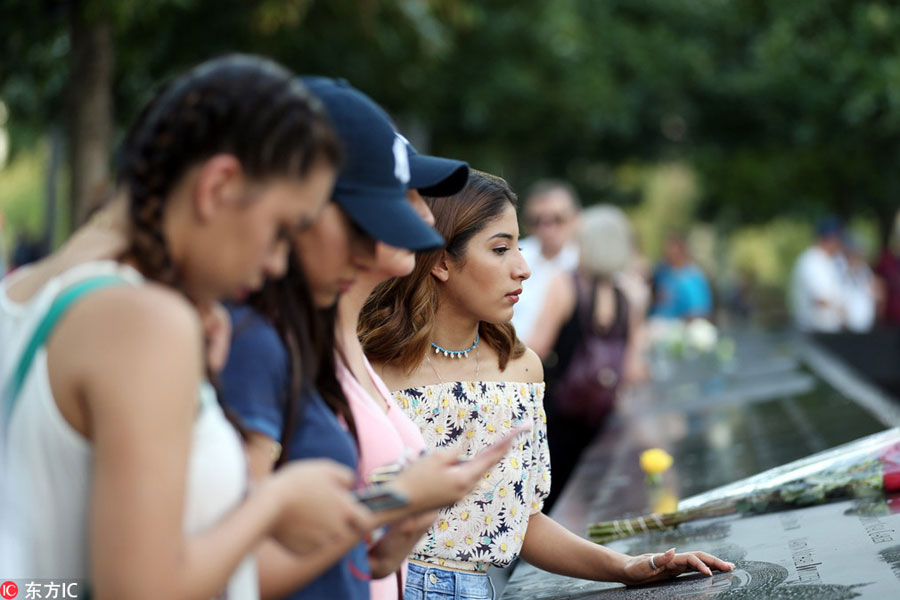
<box><xmin>640</xmin><ymin>448</ymin><xmax>673</xmax><ymax>476</ymax></box>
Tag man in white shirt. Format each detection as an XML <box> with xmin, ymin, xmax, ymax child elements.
<box><xmin>840</xmin><ymin>237</ymin><xmax>877</xmax><ymax>332</ymax></box>
<box><xmin>790</xmin><ymin>218</ymin><xmax>845</xmax><ymax>332</ymax></box>
<box><xmin>513</xmin><ymin>180</ymin><xmax>580</xmax><ymax>343</ymax></box>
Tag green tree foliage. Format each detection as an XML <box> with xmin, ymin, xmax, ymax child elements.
<box><xmin>685</xmin><ymin>1</ymin><xmax>900</xmax><ymax>239</ymax></box>
<box><xmin>4</xmin><ymin>0</ymin><xmax>900</xmax><ymax>237</ymax></box>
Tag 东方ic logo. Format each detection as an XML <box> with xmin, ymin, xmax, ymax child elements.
<box><xmin>0</xmin><ymin>581</ymin><xmax>17</xmax><ymax>599</ymax></box>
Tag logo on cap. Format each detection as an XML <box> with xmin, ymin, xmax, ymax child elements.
<box><xmin>392</xmin><ymin>134</ymin><xmax>410</xmax><ymax>185</ymax></box>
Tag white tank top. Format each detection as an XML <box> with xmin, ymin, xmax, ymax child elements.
<box><xmin>0</xmin><ymin>260</ymin><xmax>258</xmax><ymax>598</ymax></box>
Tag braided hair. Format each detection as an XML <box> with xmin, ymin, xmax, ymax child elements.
<box><xmin>116</xmin><ymin>54</ymin><xmax>340</xmax><ymax>288</ymax></box>
<box><xmin>115</xmin><ymin>55</ymin><xmax>340</xmax><ymax>436</ymax></box>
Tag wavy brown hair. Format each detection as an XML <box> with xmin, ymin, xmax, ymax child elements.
<box><xmin>359</xmin><ymin>170</ymin><xmax>526</xmax><ymax>374</ymax></box>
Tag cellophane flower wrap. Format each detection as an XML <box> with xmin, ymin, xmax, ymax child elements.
<box><xmin>588</xmin><ymin>427</ymin><xmax>900</xmax><ymax>544</ymax></box>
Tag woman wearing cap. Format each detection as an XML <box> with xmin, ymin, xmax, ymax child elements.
<box><xmin>360</xmin><ymin>171</ymin><xmax>734</xmax><ymax>599</ymax></box>
<box><xmin>219</xmin><ymin>78</ymin><xmax>511</xmax><ymax>600</ymax></box>
<box><xmin>334</xmin><ymin>135</ymin><xmax>470</xmax><ymax>600</ymax></box>
<box><xmin>1</xmin><ymin>55</ymin><xmax>375</xmax><ymax>599</ymax></box>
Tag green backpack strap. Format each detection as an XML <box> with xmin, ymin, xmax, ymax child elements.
<box><xmin>4</xmin><ymin>275</ymin><xmax>126</xmax><ymax>422</ymax></box>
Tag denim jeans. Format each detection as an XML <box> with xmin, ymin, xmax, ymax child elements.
<box><xmin>405</xmin><ymin>562</ymin><xmax>495</xmax><ymax>600</ymax></box>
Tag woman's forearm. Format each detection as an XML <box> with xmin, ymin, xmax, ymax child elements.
<box><xmin>518</xmin><ymin>512</ymin><xmax>626</xmax><ymax>582</ymax></box>
<box><xmin>166</xmin><ymin>467</ymin><xmax>365</xmax><ymax>600</ymax></box>
<box><xmin>174</xmin><ymin>485</ymin><xmax>285</xmax><ymax>600</ymax></box>
<box><xmin>94</xmin><ymin>480</ymin><xmax>285</xmax><ymax>600</ymax></box>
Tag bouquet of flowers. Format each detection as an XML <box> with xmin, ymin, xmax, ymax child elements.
<box><xmin>647</xmin><ymin>318</ymin><xmax>721</xmax><ymax>356</ymax></box>
<box><xmin>588</xmin><ymin>428</ymin><xmax>900</xmax><ymax>543</ymax></box>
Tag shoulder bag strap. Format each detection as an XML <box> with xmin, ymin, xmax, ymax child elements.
<box><xmin>575</xmin><ymin>275</ymin><xmax>600</xmax><ymax>333</ymax></box>
<box><xmin>4</xmin><ymin>275</ymin><xmax>126</xmax><ymax>421</ymax></box>
<box><xmin>612</xmin><ymin>285</ymin><xmax>630</xmax><ymax>336</ymax></box>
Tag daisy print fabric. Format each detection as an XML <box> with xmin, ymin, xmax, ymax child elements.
<box><xmin>394</xmin><ymin>381</ymin><xmax>551</xmax><ymax>571</ymax></box>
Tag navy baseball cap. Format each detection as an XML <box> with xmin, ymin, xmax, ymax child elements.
<box><xmin>302</xmin><ymin>76</ymin><xmax>443</xmax><ymax>251</ymax></box>
<box><xmin>403</xmin><ymin>137</ymin><xmax>469</xmax><ymax>197</ymax></box>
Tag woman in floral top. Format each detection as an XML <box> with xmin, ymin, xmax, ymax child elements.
<box><xmin>360</xmin><ymin>170</ymin><xmax>734</xmax><ymax>599</ymax></box>
<box><xmin>392</xmin><ymin>379</ymin><xmax>548</xmax><ymax>574</ymax></box>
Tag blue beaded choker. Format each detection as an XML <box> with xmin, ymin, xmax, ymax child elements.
<box><xmin>431</xmin><ymin>332</ymin><xmax>480</xmax><ymax>359</ymax></box>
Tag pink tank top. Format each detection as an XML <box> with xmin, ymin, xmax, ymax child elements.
<box><xmin>336</xmin><ymin>354</ymin><xmax>426</xmax><ymax>600</ymax></box>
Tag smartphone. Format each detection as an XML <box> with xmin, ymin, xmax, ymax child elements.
<box><xmin>368</xmin><ymin>463</ymin><xmax>403</xmax><ymax>485</ymax></box>
<box><xmin>354</xmin><ymin>486</ymin><xmax>409</xmax><ymax>512</ymax></box>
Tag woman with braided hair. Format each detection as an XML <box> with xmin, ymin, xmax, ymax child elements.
<box><xmin>0</xmin><ymin>55</ymin><xmax>376</xmax><ymax>599</ymax></box>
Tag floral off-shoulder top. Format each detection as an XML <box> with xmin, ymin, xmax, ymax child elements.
<box><xmin>393</xmin><ymin>381</ymin><xmax>551</xmax><ymax>571</ymax></box>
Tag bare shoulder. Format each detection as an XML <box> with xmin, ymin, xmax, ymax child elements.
<box><xmin>54</xmin><ymin>284</ymin><xmax>202</xmax><ymax>393</ymax></box>
<box><xmin>46</xmin><ymin>284</ymin><xmax>203</xmax><ymax>437</ymax></box>
<box><xmin>370</xmin><ymin>359</ymin><xmax>435</xmax><ymax>393</ymax></box>
<box><xmin>4</xmin><ymin>259</ymin><xmax>58</xmax><ymax>304</ymax></box>
<box><xmin>549</xmin><ymin>268</ymin><xmax>574</xmax><ymax>290</ymax></box>
<box><xmin>533</xmin><ymin>271</ymin><xmax>577</xmax><ymax>332</ymax></box>
<box><xmin>370</xmin><ymin>361</ymin><xmax>406</xmax><ymax>392</ymax></box>
<box><xmin>66</xmin><ymin>283</ymin><xmax>200</xmax><ymax>344</ymax></box>
<box><xmin>547</xmin><ymin>270</ymin><xmax>577</xmax><ymax>308</ymax></box>
<box><xmin>504</xmin><ymin>346</ymin><xmax>544</xmax><ymax>383</ymax></box>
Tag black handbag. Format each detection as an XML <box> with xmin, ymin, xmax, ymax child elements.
<box><xmin>554</xmin><ymin>276</ymin><xmax>628</xmax><ymax>427</ymax></box>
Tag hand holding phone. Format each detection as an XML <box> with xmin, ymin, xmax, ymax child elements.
<box><xmin>389</xmin><ymin>423</ymin><xmax>534</xmax><ymax>512</ymax></box>
<box><xmin>353</xmin><ymin>486</ymin><xmax>409</xmax><ymax>512</ymax></box>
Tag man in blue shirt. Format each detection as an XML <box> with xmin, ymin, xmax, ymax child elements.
<box><xmin>651</xmin><ymin>234</ymin><xmax>713</xmax><ymax>319</ymax></box>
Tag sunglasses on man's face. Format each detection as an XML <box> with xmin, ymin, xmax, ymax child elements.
<box><xmin>528</xmin><ymin>214</ymin><xmax>571</xmax><ymax>228</ymax></box>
